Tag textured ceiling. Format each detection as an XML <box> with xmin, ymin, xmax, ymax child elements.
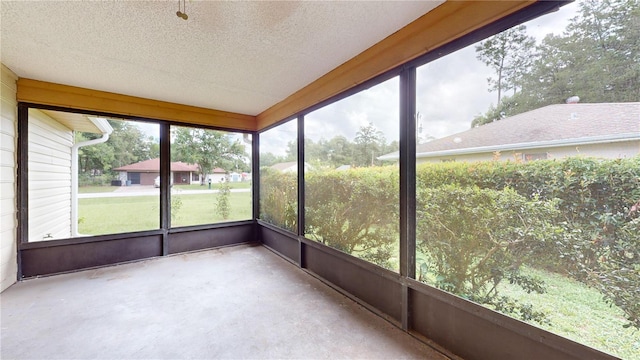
<box><xmin>1</xmin><ymin>1</ymin><xmax>443</xmax><ymax>116</ymax></box>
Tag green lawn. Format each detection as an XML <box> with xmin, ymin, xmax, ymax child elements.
<box><xmin>177</xmin><ymin>182</ymin><xmax>251</xmax><ymax>190</ymax></box>
<box><xmin>171</xmin><ymin>192</ymin><xmax>252</xmax><ymax>227</ymax></box>
<box><xmin>79</xmin><ymin>182</ymin><xmax>250</xmax><ymax>193</ymax></box>
<box><xmin>497</xmin><ymin>267</ymin><xmax>639</xmax><ymax>359</ymax></box>
<box><xmin>412</xmin><ymin>248</ymin><xmax>639</xmax><ymax>359</ymax></box>
<box><xmin>78</xmin><ymin>196</ymin><xmax>160</xmax><ymax>234</ymax></box>
<box><xmin>78</xmin><ymin>192</ymin><xmax>251</xmax><ymax>234</ymax></box>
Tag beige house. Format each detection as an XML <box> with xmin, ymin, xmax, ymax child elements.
<box><xmin>380</xmin><ymin>102</ymin><xmax>640</xmax><ymax>163</ymax></box>
<box><xmin>27</xmin><ymin>109</ymin><xmax>112</xmax><ymax>242</ymax></box>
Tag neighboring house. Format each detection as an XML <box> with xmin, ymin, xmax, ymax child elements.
<box><xmin>379</xmin><ymin>102</ymin><xmax>640</xmax><ymax>163</ymax></box>
<box><xmin>270</xmin><ymin>161</ymin><xmax>314</xmax><ymax>173</ymax></box>
<box><xmin>207</xmin><ymin>167</ymin><xmax>227</xmax><ymax>184</ymax></box>
<box><xmin>27</xmin><ymin>108</ymin><xmax>113</xmax><ymax>241</ymax></box>
<box><xmin>225</xmin><ymin>172</ymin><xmax>251</xmax><ymax>182</ymax></box>
<box><xmin>207</xmin><ymin>169</ymin><xmax>250</xmax><ymax>184</ymax></box>
<box><xmin>229</xmin><ymin>172</ymin><xmax>241</xmax><ymax>182</ymax></box>
<box><xmin>114</xmin><ymin>158</ymin><xmax>200</xmax><ymax>185</ymax></box>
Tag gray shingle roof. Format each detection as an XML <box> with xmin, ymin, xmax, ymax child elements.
<box><xmin>380</xmin><ymin>102</ymin><xmax>640</xmax><ymax>160</ymax></box>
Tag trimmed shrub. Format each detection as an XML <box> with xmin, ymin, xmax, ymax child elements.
<box><xmin>305</xmin><ymin>166</ymin><xmax>399</xmax><ymax>269</ymax></box>
<box><xmin>259</xmin><ymin>167</ymin><xmax>297</xmax><ymax>233</ymax></box>
<box><xmin>260</xmin><ymin>156</ymin><xmax>640</xmax><ymax>327</ymax></box>
<box><xmin>416</xmin><ymin>185</ymin><xmax>559</xmax><ymax>323</ymax></box>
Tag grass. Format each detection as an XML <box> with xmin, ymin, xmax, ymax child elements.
<box><xmin>412</xmin><ymin>249</ymin><xmax>639</xmax><ymax>359</ymax></box>
<box><xmin>78</xmin><ymin>192</ymin><xmax>251</xmax><ymax>234</ymax></box>
<box><xmin>79</xmin><ymin>182</ymin><xmax>250</xmax><ymax>193</ymax></box>
<box><xmin>497</xmin><ymin>267</ymin><xmax>639</xmax><ymax>359</ymax></box>
<box><xmin>177</xmin><ymin>182</ymin><xmax>251</xmax><ymax>190</ymax></box>
<box><xmin>79</xmin><ymin>196</ymin><xmax>160</xmax><ymax>234</ymax></box>
<box><xmin>171</xmin><ymin>192</ymin><xmax>252</xmax><ymax>227</ymax></box>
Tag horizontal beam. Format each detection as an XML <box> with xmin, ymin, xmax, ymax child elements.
<box><xmin>17</xmin><ymin>78</ymin><xmax>257</xmax><ymax>131</ymax></box>
<box><xmin>256</xmin><ymin>0</ymin><xmax>534</xmax><ymax>130</ymax></box>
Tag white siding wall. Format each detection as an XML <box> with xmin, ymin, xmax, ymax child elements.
<box><xmin>547</xmin><ymin>141</ymin><xmax>640</xmax><ymax>160</ymax></box>
<box><xmin>417</xmin><ymin>141</ymin><xmax>640</xmax><ymax>164</ymax></box>
<box><xmin>0</xmin><ymin>64</ymin><xmax>18</xmax><ymax>292</ymax></box>
<box><xmin>208</xmin><ymin>173</ymin><xmax>226</xmax><ymax>183</ymax></box>
<box><xmin>28</xmin><ymin>109</ymin><xmax>73</xmax><ymax>242</ymax></box>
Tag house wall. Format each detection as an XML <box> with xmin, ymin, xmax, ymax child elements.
<box><xmin>28</xmin><ymin>109</ymin><xmax>73</xmax><ymax>242</ymax></box>
<box><xmin>139</xmin><ymin>172</ymin><xmax>156</xmax><ymax>186</ymax></box>
<box><xmin>417</xmin><ymin>140</ymin><xmax>640</xmax><ymax>164</ymax></box>
<box><xmin>0</xmin><ymin>64</ymin><xmax>18</xmax><ymax>292</ymax></box>
<box><xmin>547</xmin><ymin>141</ymin><xmax>640</xmax><ymax>160</ymax></box>
<box><xmin>173</xmin><ymin>172</ymin><xmax>190</xmax><ymax>185</ymax></box>
<box><xmin>208</xmin><ymin>173</ymin><xmax>226</xmax><ymax>184</ymax></box>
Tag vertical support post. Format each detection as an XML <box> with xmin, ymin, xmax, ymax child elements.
<box><xmin>252</xmin><ymin>132</ymin><xmax>260</xmax><ymax>221</ymax></box>
<box><xmin>16</xmin><ymin>103</ymin><xmax>29</xmax><ymax>279</ymax></box>
<box><xmin>159</xmin><ymin>123</ymin><xmax>170</xmax><ymax>255</ymax></box>
<box><xmin>399</xmin><ymin>67</ymin><xmax>417</xmax><ymax>330</ymax></box>
<box><xmin>297</xmin><ymin>115</ymin><xmax>306</xmax><ymax>268</ymax></box>
<box><xmin>252</xmin><ymin>131</ymin><xmax>260</xmax><ymax>244</ymax></box>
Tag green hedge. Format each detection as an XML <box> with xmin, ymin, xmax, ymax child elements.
<box><xmin>259</xmin><ymin>167</ymin><xmax>297</xmax><ymax>233</ymax></box>
<box><xmin>260</xmin><ymin>157</ymin><xmax>640</xmax><ymax>327</ymax></box>
<box><xmin>305</xmin><ymin>166</ymin><xmax>399</xmax><ymax>270</ymax></box>
<box><xmin>416</xmin><ymin>157</ymin><xmax>640</xmax><ymax>327</ymax></box>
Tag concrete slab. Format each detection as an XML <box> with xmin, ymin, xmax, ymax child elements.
<box><xmin>1</xmin><ymin>244</ymin><xmax>450</xmax><ymax>359</ymax></box>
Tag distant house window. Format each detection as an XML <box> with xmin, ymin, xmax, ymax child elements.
<box><xmin>523</xmin><ymin>153</ymin><xmax>548</xmax><ymax>162</ymax></box>
<box><xmin>192</xmin><ymin>173</ymin><xmax>199</xmax><ymax>181</ymax></box>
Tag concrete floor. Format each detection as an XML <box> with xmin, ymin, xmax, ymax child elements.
<box><xmin>1</xmin><ymin>244</ymin><xmax>450</xmax><ymax>359</ymax></box>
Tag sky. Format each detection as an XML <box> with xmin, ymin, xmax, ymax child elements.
<box><xmin>260</xmin><ymin>1</ymin><xmax>581</xmax><ymax>157</ymax></box>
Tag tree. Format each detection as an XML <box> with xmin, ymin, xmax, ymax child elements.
<box><xmin>76</xmin><ymin>132</ymin><xmax>115</xmax><ymax>175</ymax></box>
<box><xmin>473</xmin><ymin>0</ymin><xmax>640</xmax><ymax>127</ymax></box>
<box><xmin>259</xmin><ymin>152</ymin><xmax>290</xmax><ymax>167</ymax></box>
<box><xmin>76</xmin><ymin>119</ymin><xmax>157</xmax><ymax>184</ymax></box>
<box><xmin>475</xmin><ymin>25</ymin><xmax>535</xmax><ymax>105</ymax></box>
<box><xmin>325</xmin><ymin>135</ymin><xmax>354</xmax><ymax>168</ymax></box>
<box><xmin>354</xmin><ymin>123</ymin><xmax>386</xmax><ymax>167</ymax></box>
<box><xmin>562</xmin><ymin>0</ymin><xmax>640</xmax><ymax>103</ymax></box>
<box><xmin>470</xmin><ymin>92</ymin><xmax>537</xmax><ymax>127</ymax></box>
<box><xmin>274</xmin><ymin>130</ymin><xmax>394</xmax><ymax>169</ymax></box>
<box><xmin>304</xmin><ymin>136</ymin><xmax>356</xmax><ymax>169</ymax></box>
<box><xmin>172</xmin><ymin>128</ymin><xmax>246</xmax><ymax>184</ymax></box>
<box><xmin>108</xmin><ymin>120</ymin><xmax>156</xmax><ymax>169</ymax></box>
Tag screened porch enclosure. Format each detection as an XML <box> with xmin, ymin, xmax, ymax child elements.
<box><xmin>4</xmin><ymin>1</ymin><xmax>636</xmax><ymax>359</ymax></box>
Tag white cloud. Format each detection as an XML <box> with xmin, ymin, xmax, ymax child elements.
<box><xmin>261</xmin><ymin>1</ymin><xmax>579</xmax><ymax>154</ymax></box>
<box><xmin>304</xmin><ymin>76</ymin><xmax>399</xmax><ymax>143</ymax></box>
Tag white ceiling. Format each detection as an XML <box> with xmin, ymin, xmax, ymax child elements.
<box><xmin>1</xmin><ymin>1</ymin><xmax>443</xmax><ymax>116</ymax></box>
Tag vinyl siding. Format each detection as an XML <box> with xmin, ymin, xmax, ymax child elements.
<box><xmin>28</xmin><ymin>109</ymin><xmax>73</xmax><ymax>242</ymax></box>
<box><xmin>417</xmin><ymin>140</ymin><xmax>640</xmax><ymax>164</ymax></box>
<box><xmin>0</xmin><ymin>64</ymin><xmax>18</xmax><ymax>292</ymax></box>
